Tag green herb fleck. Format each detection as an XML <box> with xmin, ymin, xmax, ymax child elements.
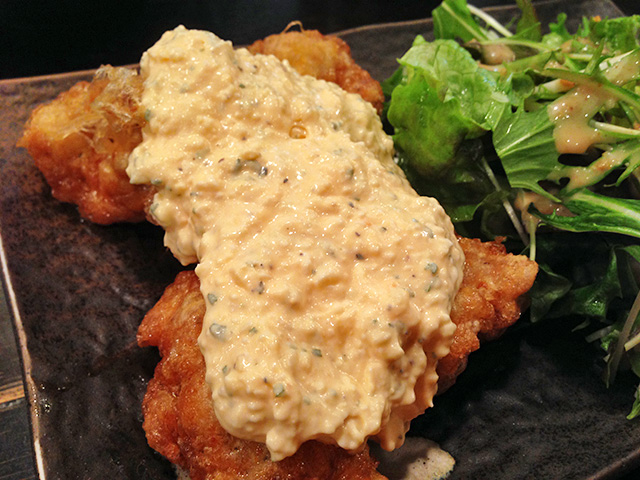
<box><xmin>273</xmin><ymin>383</ymin><xmax>285</xmax><ymax>397</ymax></box>
<box><xmin>425</xmin><ymin>262</ymin><xmax>439</xmax><ymax>274</ymax></box>
<box><xmin>195</xmin><ymin>148</ymin><xmax>210</xmax><ymax>159</ymax></box>
<box><xmin>209</xmin><ymin>323</ymin><xmax>227</xmax><ymax>341</ymax></box>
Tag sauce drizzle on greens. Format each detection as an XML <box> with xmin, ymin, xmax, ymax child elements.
<box><xmin>383</xmin><ymin>0</ymin><xmax>640</xmax><ymax>417</ymax></box>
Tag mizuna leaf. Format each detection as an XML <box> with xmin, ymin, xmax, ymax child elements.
<box><xmin>535</xmin><ymin>190</ymin><xmax>640</xmax><ymax>238</ymax></box>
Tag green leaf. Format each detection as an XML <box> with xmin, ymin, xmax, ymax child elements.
<box><xmin>618</xmin><ymin>150</ymin><xmax>640</xmax><ymax>186</ymax></box>
<box><xmin>543</xmin><ymin>141</ymin><xmax>640</xmax><ymax>195</ymax></box>
<box><xmin>535</xmin><ymin>190</ymin><xmax>640</xmax><ymax>239</ymax></box>
<box><xmin>503</xmin><ymin>51</ymin><xmax>553</xmax><ymax>76</ymax></box>
<box><xmin>432</xmin><ymin>0</ymin><xmax>491</xmax><ymax>42</ymax></box>
<box><xmin>529</xmin><ymin>263</ymin><xmax>572</xmax><ymax>322</ymax></box>
<box><xmin>578</xmin><ymin>16</ymin><xmax>640</xmax><ymax>54</ymax></box>
<box><xmin>386</xmin><ymin>39</ymin><xmax>505</xmax><ymax>176</ymax></box>
<box><xmin>492</xmin><ymin>103</ymin><xmax>562</xmax><ymax>199</ymax></box>
<box><xmin>627</xmin><ymin>386</ymin><xmax>640</xmax><ymax>419</ymax></box>
<box><xmin>546</xmin><ymin>58</ymin><xmax>640</xmax><ymax>114</ymax></box>
<box><xmin>398</xmin><ymin>40</ymin><xmax>502</xmax><ymax>127</ymax></box>
<box><xmin>388</xmin><ymin>79</ymin><xmax>476</xmax><ymax>175</ymax></box>
<box><xmin>617</xmin><ymin>245</ymin><xmax>640</xmax><ymax>298</ymax></box>
<box><xmin>629</xmin><ymin>351</ymin><xmax>640</xmax><ymax>378</ymax></box>
<box><xmin>514</xmin><ymin>0</ymin><xmax>541</xmax><ymax>41</ymax></box>
<box><xmin>397</xmin><ymin>140</ymin><xmax>496</xmax><ymax>222</ymax></box>
<box><xmin>542</xmin><ymin>13</ymin><xmax>572</xmax><ymax>49</ymax></box>
<box><xmin>550</xmin><ymin>248</ymin><xmax>623</xmax><ymax>320</ymax></box>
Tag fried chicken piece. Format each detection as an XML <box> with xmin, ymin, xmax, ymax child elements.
<box><xmin>248</xmin><ymin>27</ymin><xmax>384</xmax><ymax>114</ymax></box>
<box><xmin>17</xmin><ymin>66</ymin><xmax>154</xmax><ymax>224</ymax></box>
<box><xmin>137</xmin><ymin>239</ymin><xmax>537</xmax><ymax>479</ymax></box>
<box><xmin>19</xmin><ymin>30</ymin><xmax>384</xmax><ymax>224</ymax></box>
<box><xmin>435</xmin><ymin>237</ymin><xmax>538</xmax><ymax>392</ymax></box>
<box><xmin>138</xmin><ymin>270</ymin><xmax>386</xmax><ymax>480</ymax></box>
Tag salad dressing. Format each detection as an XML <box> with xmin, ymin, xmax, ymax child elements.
<box><xmin>127</xmin><ymin>26</ymin><xmax>464</xmax><ymax>460</ymax></box>
<box><xmin>548</xmin><ymin>51</ymin><xmax>640</xmax><ymax>155</ymax></box>
<box><xmin>548</xmin><ymin>84</ymin><xmax>612</xmax><ymax>154</ymax></box>
<box><xmin>515</xmin><ymin>191</ymin><xmax>572</xmax><ymax>229</ymax></box>
<box><xmin>549</xmin><ymin>146</ymin><xmax>638</xmax><ymax>191</ymax></box>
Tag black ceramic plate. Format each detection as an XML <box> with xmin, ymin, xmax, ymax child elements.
<box><xmin>1</xmin><ymin>1</ymin><xmax>639</xmax><ymax>479</ymax></box>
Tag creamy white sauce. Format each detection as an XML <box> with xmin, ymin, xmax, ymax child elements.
<box><xmin>128</xmin><ymin>26</ymin><xmax>464</xmax><ymax>461</ymax></box>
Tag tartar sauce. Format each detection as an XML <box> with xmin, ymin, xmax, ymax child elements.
<box><xmin>127</xmin><ymin>26</ymin><xmax>464</xmax><ymax>460</ymax></box>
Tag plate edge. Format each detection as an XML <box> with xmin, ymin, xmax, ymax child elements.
<box><xmin>0</xmin><ymin>232</ymin><xmax>46</xmax><ymax>479</ymax></box>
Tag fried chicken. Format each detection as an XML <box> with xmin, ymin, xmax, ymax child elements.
<box><xmin>436</xmin><ymin>237</ymin><xmax>538</xmax><ymax>392</ymax></box>
<box><xmin>138</xmin><ymin>270</ymin><xmax>386</xmax><ymax>480</ymax></box>
<box><xmin>18</xmin><ymin>29</ymin><xmax>384</xmax><ymax>224</ymax></box>
<box><xmin>17</xmin><ymin>66</ymin><xmax>154</xmax><ymax>224</ymax></box>
<box><xmin>137</xmin><ymin>239</ymin><xmax>537</xmax><ymax>480</ymax></box>
<box><xmin>19</xmin><ymin>26</ymin><xmax>538</xmax><ymax>479</ymax></box>
<box><xmin>248</xmin><ymin>27</ymin><xmax>384</xmax><ymax>113</ymax></box>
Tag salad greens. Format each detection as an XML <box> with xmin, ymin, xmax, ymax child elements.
<box><xmin>383</xmin><ymin>0</ymin><xmax>640</xmax><ymax>417</ymax></box>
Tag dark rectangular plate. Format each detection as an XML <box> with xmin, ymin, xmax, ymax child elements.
<box><xmin>1</xmin><ymin>1</ymin><xmax>639</xmax><ymax>479</ymax></box>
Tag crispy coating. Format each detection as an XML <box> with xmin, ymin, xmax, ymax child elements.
<box><xmin>248</xmin><ymin>27</ymin><xmax>384</xmax><ymax>113</ymax></box>
<box><xmin>20</xmin><ymin>28</ymin><xmax>538</xmax><ymax>477</ymax></box>
<box><xmin>436</xmin><ymin>237</ymin><xmax>538</xmax><ymax>392</ymax></box>
<box><xmin>19</xmin><ymin>29</ymin><xmax>384</xmax><ymax>224</ymax></box>
<box><xmin>18</xmin><ymin>66</ymin><xmax>154</xmax><ymax>224</ymax></box>
<box><xmin>137</xmin><ymin>239</ymin><xmax>537</xmax><ymax>479</ymax></box>
<box><xmin>138</xmin><ymin>270</ymin><xmax>385</xmax><ymax>480</ymax></box>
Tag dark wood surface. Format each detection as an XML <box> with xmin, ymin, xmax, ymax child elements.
<box><xmin>1</xmin><ymin>1</ymin><xmax>639</xmax><ymax>479</ymax></box>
